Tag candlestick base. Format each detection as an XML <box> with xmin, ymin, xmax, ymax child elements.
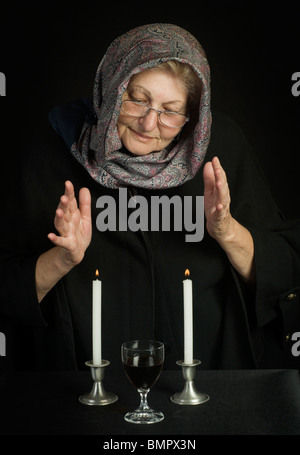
<box><xmin>79</xmin><ymin>360</ymin><xmax>118</xmax><ymax>406</ymax></box>
<box><xmin>170</xmin><ymin>360</ymin><xmax>210</xmax><ymax>405</ymax></box>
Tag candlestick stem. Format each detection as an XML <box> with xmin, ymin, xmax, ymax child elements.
<box><xmin>79</xmin><ymin>360</ymin><xmax>118</xmax><ymax>406</ymax></box>
<box><xmin>170</xmin><ymin>359</ymin><xmax>210</xmax><ymax>405</ymax></box>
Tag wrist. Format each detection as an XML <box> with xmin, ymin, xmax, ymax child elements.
<box><xmin>212</xmin><ymin>219</ymin><xmax>255</xmax><ymax>284</ymax></box>
<box><xmin>35</xmin><ymin>247</ymin><xmax>78</xmax><ymax>303</ymax></box>
<box><xmin>54</xmin><ymin>246</ymin><xmax>78</xmax><ymax>273</ymax></box>
<box><xmin>55</xmin><ymin>246</ymin><xmax>83</xmax><ymax>271</ymax></box>
<box><xmin>209</xmin><ymin>216</ymin><xmax>237</xmax><ymax>246</ymax></box>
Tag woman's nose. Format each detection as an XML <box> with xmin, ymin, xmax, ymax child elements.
<box><xmin>138</xmin><ymin>109</ymin><xmax>158</xmax><ymax>131</ymax></box>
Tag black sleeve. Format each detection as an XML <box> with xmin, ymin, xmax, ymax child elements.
<box><xmin>0</xmin><ymin>124</ymin><xmax>80</xmax><ymax>370</ymax></box>
<box><xmin>208</xmin><ymin>112</ymin><xmax>300</xmax><ymax>341</ymax></box>
<box><xmin>0</xmin><ymin>126</ymin><xmax>67</xmax><ymax>327</ymax></box>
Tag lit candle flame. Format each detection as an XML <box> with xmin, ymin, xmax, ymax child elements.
<box><xmin>95</xmin><ymin>269</ymin><xmax>100</xmax><ymax>278</ymax></box>
<box><xmin>185</xmin><ymin>269</ymin><xmax>190</xmax><ymax>278</ymax></box>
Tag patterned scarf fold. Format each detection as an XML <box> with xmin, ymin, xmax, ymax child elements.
<box><xmin>70</xmin><ymin>23</ymin><xmax>211</xmax><ymax>189</ymax></box>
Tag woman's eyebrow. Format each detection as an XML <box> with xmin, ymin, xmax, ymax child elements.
<box><xmin>128</xmin><ymin>85</ymin><xmax>185</xmax><ymax>108</ymax></box>
<box><xmin>127</xmin><ymin>85</ymin><xmax>150</xmax><ymax>96</ymax></box>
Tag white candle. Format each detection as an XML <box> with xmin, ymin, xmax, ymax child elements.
<box><xmin>92</xmin><ymin>269</ymin><xmax>102</xmax><ymax>365</ymax></box>
<box><xmin>183</xmin><ymin>269</ymin><xmax>193</xmax><ymax>364</ymax></box>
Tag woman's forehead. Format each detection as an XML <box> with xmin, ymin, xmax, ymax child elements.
<box><xmin>126</xmin><ymin>70</ymin><xmax>188</xmax><ymax>101</ymax></box>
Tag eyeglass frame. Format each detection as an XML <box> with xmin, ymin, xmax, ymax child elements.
<box><xmin>120</xmin><ymin>99</ymin><xmax>189</xmax><ymax>129</ymax></box>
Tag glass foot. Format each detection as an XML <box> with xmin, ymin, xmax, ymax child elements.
<box><xmin>124</xmin><ymin>408</ymin><xmax>164</xmax><ymax>424</ymax></box>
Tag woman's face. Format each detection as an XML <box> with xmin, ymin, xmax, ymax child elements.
<box><xmin>117</xmin><ymin>69</ymin><xmax>188</xmax><ymax>156</ymax></box>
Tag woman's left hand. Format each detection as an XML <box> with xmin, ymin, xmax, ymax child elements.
<box><xmin>203</xmin><ymin>156</ymin><xmax>255</xmax><ymax>283</ymax></box>
<box><xmin>203</xmin><ymin>156</ymin><xmax>234</xmax><ymax>242</ymax></box>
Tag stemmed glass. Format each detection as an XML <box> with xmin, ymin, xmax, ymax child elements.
<box><xmin>121</xmin><ymin>340</ymin><xmax>165</xmax><ymax>424</ymax></box>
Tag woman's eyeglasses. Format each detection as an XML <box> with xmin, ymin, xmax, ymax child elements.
<box><xmin>120</xmin><ymin>100</ymin><xmax>189</xmax><ymax>129</ymax></box>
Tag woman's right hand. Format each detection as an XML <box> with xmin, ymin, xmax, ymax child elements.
<box><xmin>35</xmin><ymin>181</ymin><xmax>92</xmax><ymax>302</ymax></box>
<box><xmin>48</xmin><ymin>180</ymin><xmax>92</xmax><ymax>267</ymax></box>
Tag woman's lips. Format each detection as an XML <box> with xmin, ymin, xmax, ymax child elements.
<box><xmin>130</xmin><ymin>128</ymin><xmax>156</xmax><ymax>142</ymax></box>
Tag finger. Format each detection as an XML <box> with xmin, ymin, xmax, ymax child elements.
<box><xmin>55</xmin><ymin>181</ymin><xmax>76</xmax><ymax>224</ymax></box>
<box><xmin>203</xmin><ymin>161</ymin><xmax>216</xmax><ymax>192</ymax></box>
<box><xmin>212</xmin><ymin>157</ymin><xmax>229</xmax><ymax>206</ymax></box>
<box><xmin>48</xmin><ymin>232</ymin><xmax>70</xmax><ymax>248</ymax></box>
<box><xmin>55</xmin><ymin>195</ymin><xmax>71</xmax><ymax>225</ymax></box>
<box><xmin>212</xmin><ymin>156</ymin><xmax>226</xmax><ymax>183</ymax></box>
<box><xmin>79</xmin><ymin>187</ymin><xmax>91</xmax><ymax>220</ymax></box>
<box><xmin>64</xmin><ymin>180</ymin><xmax>78</xmax><ymax>213</ymax></box>
<box><xmin>48</xmin><ymin>232</ymin><xmax>65</xmax><ymax>246</ymax></box>
<box><xmin>53</xmin><ymin>206</ymin><xmax>68</xmax><ymax>232</ymax></box>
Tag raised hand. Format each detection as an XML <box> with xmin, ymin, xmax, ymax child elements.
<box><xmin>203</xmin><ymin>156</ymin><xmax>255</xmax><ymax>283</ymax></box>
<box><xmin>48</xmin><ymin>180</ymin><xmax>92</xmax><ymax>267</ymax></box>
<box><xmin>35</xmin><ymin>181</ymin><xmax>92</xmax><ymax>302</ymax></box>
<box><xmin>203</xmin><ymin>156</ymin><xmax>233</xmax><ymax>242</ymax></box>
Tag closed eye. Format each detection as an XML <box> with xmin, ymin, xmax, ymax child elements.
<box><xmin>127</xmin><ymin>96</ymin><xmax>148</xmax><ymax>104</ymax></box>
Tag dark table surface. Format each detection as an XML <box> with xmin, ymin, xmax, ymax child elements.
<box><xmin>0</xmin><ymin>368</ymin><xmax>299</xmax><ymax>439</ymax></box>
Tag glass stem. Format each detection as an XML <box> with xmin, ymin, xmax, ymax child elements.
<box><xmin>137</xmin><ymin>388</ymin><xmax>150</xmax><ymax>411</ymax></box>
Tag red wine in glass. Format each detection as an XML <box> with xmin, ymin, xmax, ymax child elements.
<box><xmin>123</xmin><ymin>354</ymin><xmax>163</xmax><ymax>390</ymax></box>
<box><xmin>121</xmin><ymin>340</ymin><xmax>164</xmax><ymax>424</ymax></box>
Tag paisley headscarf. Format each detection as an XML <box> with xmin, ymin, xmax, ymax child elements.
<box><xmin>71</xmin><ymin>23</ymin><xmax>211</xmax><ymax>189</ymax></box>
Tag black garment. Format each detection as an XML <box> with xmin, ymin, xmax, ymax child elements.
<box><xmin>0</xmin><ymin>108</ymin><xmax>299</xmax><ymax>372</ymax></box>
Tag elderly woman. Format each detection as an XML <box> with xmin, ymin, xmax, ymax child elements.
<box><xmin>1</xmin><ymin>24</ymin><xmax>299</xmax><ymax>370</ymax></box>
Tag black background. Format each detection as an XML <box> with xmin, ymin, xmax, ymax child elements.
<box><xmin>1</xmin><ymin>3</ymin><xmax>300</xmax><ymax>437</ymax></box>
<box><xmin>0</xmin><ymin>1</ymin><xmax>299</xmax><ymax>217</ymax></box>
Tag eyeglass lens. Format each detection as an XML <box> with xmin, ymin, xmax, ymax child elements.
<box><xmin>121</xmin><ymin>101</ymin><xmax>187</xmax><ymax>128</ymax></box>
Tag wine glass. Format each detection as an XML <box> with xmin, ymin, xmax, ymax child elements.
<box><xmin>121</xmin><ymin>340</ymin><xmax>164</xmax><ymax>424</ymax></box>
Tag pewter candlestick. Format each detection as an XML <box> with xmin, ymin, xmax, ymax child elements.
<box><xmin>79</xmin><ymin>360</ymin><xmax>118</xmax><ymax>406</ymax></box>
<box><xmin>170</xmin><ymin>359</ymin><xmax>210</xmax><ymax>405</ymax></box>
